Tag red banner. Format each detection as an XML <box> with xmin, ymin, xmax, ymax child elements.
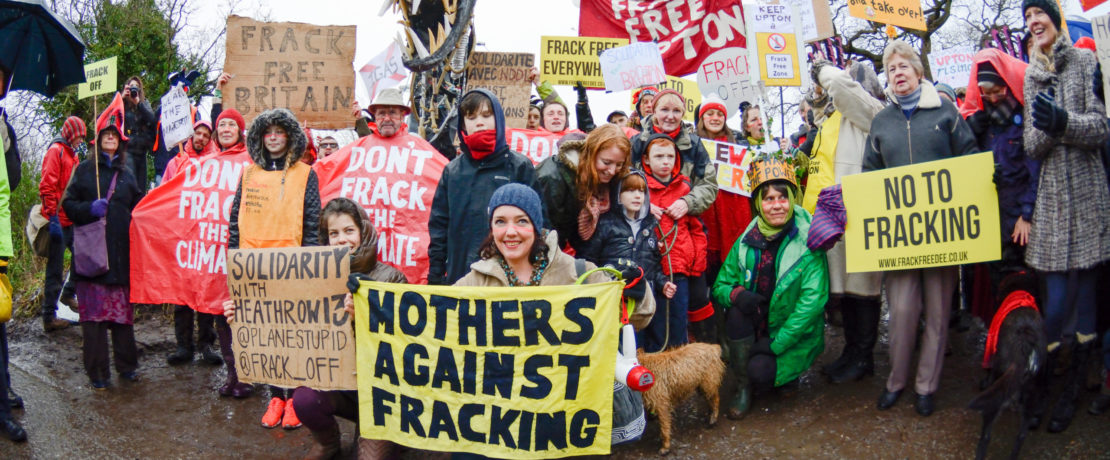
<box><xmin>579</xmin><ymin>0</ymin><xmax>747</xmax><ymax>77</ymax></box>
<box><xmin>129</xmin><ymin>149</ymin><xmax>253</xmax><ymax>314</ymax></box>
<box><xmin>506</xmin><ymin>128</ymin><xmax>564</xmax><ymax>165</ymax></box>
<box><xmin>312</xmin><ymin>133</ymin><xmax>448</xmax><ymax>284</ymax></box>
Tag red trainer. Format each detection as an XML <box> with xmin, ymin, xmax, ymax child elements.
<box><xmin>282</xmin><ymin>397</ymin><xmax>302</xmax><ymax>429</ymax></box>
<box><xmin>261</xmin><ymin>397</ymin><xmax>284</xmax><ymax>428</ymax></box>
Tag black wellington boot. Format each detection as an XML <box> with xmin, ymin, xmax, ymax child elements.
<box><xmin>1048</xmin><ymin>339</ymin><xmax>1093</xmax><ymax>433</ymax></box>
<box><xmin>831</xmin><ymin>297</ymin><xmax>879</xmax><ymax>383</ymax></box>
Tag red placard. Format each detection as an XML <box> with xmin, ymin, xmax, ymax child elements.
<box><xmin>579</xmin><ymin>0</ymin><xmax>747</xmax><ymax>77</ymax></box>
<box><xmin>312</xmin><ymin>133</ymin><xmax>449</xmax><ymax>284</ymax></box>
<box><xmin>129</xmin><ymin>147</ymin><xmax>253</xmax><ymax>314</ymax></box>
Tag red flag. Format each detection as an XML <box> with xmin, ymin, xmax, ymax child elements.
<box><xmin>129</xmin><ymin>145</ymin><xmax>253</xmax><ymax>314</ymax></box>
<box><xmin>579</xmin><ymin>0</ymin><xmax>747</xmax><ymax>77</ymax></box>
<box><xmin>96</xmin><ymin>93</ymin><xmax>129</xmax><ymax>140</ymax></box>
<box><xmin>312</xmin><ymin>133</ymin><xmax>448</xmax><ymax>284</ymax></box>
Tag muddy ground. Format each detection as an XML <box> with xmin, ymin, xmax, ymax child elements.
<box><xmin>2</xmin><ymin>308</ymin><xmax>1107</xmax><ymax>459</ymax></box>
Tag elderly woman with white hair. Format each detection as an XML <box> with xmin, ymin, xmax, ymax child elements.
<box><xmin>862</xmin><ymin>40</ymin><xmax>977</xmax><ymax>417</ymax></box>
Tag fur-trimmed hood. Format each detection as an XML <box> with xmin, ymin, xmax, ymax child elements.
<box><xmin>555</xmin><ymin>138</ymin><xmax>584</xmax><ymax>173</ymax></box>
<box><xmin>246</xmin><ymin>108</ymin><xmax>307</xmax><ymax>168</ymax></box>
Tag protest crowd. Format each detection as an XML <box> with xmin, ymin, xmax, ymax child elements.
<box><xmin>3</xmin><ymin>0</ymin><xmax>1110</xmax><ymax>458</ymax></box>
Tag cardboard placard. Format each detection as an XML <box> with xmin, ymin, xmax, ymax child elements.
<box><xmin>77</xmin><ymin>56</ymin><xmax>117</xmax><ymax>100</ymax></box>
<box><xmin>790</xmin><ymin>0</ymin><xmax>835</xmax><ymax>43</ymax></box>
<box><xmin>848</xmin><ymin>0</ymin><xmax>926</xmax><ymax>31</ymax></box>
<box><xmin>540</xmin><ymin>36</ymin><xmax>628</xmax><ymax>89</ymax></box>
<box><xmin>159</xmin><ymin>86</ymin><xmax>193</xmax><ymax>147</ymax></box>
<box><xmin>465</xmin><ymin>52</ymin><xmax>534</xmax><ymax>129</ymax></box>
<box><xmin>359</xmin><ymin>42</ymin><xmax>408</xmax><ymax>101</ymax></box>
<box><xmin>842</xmin><ymin>152</ymin><xmax>1001</xmax><ymax>273</ymax></box>
<box><xmin>353</xmin><ymin>280</ymin><xmax>622</xmax><ymax>459</ymax></box>
<box><xmin>599</xmin><ymin>42</ymin><xmax>666</xmax><ymax>92</ymax></box>
<box><xmin>1093</xmin><ymin>14</ymin><xmax>1110</xmax><ymax>101</ymax></box>
<box><xmin>697</xmin><ymin>47</ymin><xmax>761</xmax><ymax>108</ymax></box>
<box><xmin>928</xmin><ymin>47</ymin><xmax>976</xmax><ymax>89</ymax></box>
<box><xmin>227</xmin><ymin>246</ymin><xmax>355</xmax><ymax>390</ymax></box>
<box><xmin>746</xmin><ymin>0</ymin><xmax>805</xmax><ymax>87</ymax></box>
<box><xmin>223</xmin><ymin>15</ymin><xmax>357</xmax><ymax>129</ymax></box>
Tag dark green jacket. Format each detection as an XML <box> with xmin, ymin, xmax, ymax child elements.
<box><xmin>712</xmin><ymin>206</ymin><xmax>828</xmax><ymax>386</ymax></box>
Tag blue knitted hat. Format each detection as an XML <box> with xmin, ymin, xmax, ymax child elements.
<box><xmin>488</xmin><ymin>183</ymin><xmax>544</xmax><ymax>232</ymax></box>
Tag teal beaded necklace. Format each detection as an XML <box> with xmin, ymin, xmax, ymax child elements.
<box><xmin>498</xmin><ymin>252</ymin><xmax>549</xmax><ymax>286</ymax></box>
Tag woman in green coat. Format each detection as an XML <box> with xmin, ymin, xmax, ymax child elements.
<box><xmin>711</xmin><ymin>154</ymin><xmax>828</xmax><ymax>420</ymax></box>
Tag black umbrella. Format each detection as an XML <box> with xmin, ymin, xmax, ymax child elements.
<box><xmin>0</xmin><ymin>0</ymin><xmax>85</xmax><ymax>97</ymax></box>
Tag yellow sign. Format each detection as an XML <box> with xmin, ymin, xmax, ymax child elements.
<box><xmin>842</xmin><ymin>152</ymin><xmax>1001</xmax><ymax>273</ymax></box>
<box><xmin>656</xmin><ymin>76</ymin><xmax>701</xmax><ymax>122</ymax></box>
<box><xmin>747</xmin><ymin>1</ymin><xmax>803</xmax><ymax>87</ymax></box>
<box><xmin>77</xmin><ymin>56</ymin><xmax>117</xmax><ymax>100</ymax></box>
<box><xmin>353</xmin><ymin>280</ymin><xmax>623</xmax><ymax>459</ymax></box>
<box><xmin>541</xmin><ymin>36</ymin><xmax>628</xmax><ymax>89</ymax></box>
<box><xmin>702</xmin><ymin>139</ymin><xmax>755</xmax><ymax>196</ymax></box>
<box><xmin>848</xmin><ymin>0</ymin><xmax>926</xmax><ymax>31</ymax></box>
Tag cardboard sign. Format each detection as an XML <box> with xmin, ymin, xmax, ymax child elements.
<box><xmin>848</xmin><ymin>0</ymin><xmax>926</xmax><ymax>31</ymax></box>
<box><xmin>540</xmin><ymin>36</ymin><xmax>628</xmax><ymax>89</ymax></box>
<box><xmin>159</xmin><ymin>86</ymin><xmax>193</xmax><ymax>147</ymax></box>
<box><xmin>1093</xmin><ymin>14</ymin><xmax>1110</xmax><ymax>100</ymax></box>
<box><xmin>312</xmin><ymin>132</ymin><xmax>450</xmax><ymax>284</ymax></box>
<box><xmin>223</xmin><ymin>15</ymin><xmax>357</xmax><ymax>129</ymax></box>
<box><xmin>657</xmin><ymin>76</ymin><xmax>701</xmax><ymax>122</ymax></box>
<box><xmin>791</xmin><ymin>0</ymin><xmax>835</xmax><ymax>43</ymax></box>
<box><xmin>928</xmin><ymin>47</ymin><xmax>976</xmax><ymax>89</ymax></box>
<box><xmin>697</xmin><ymin>47</ymin><xmax>761</xmax><ymax>108</ymax></box>
<box><xmin>579</xmin><ymin>0</ymin><xmax>749</xmax><ymax>76</ymax></box>
<box><xmin>747</xmin><ymin>0</ymin><xmax>804</xmax><ymax>87</ymax></box>
<box><xmin>465</xmin><ymin>52</ymin><xmax>534</xmax><ymax>129</ymax></box>
<box><xmin>228</xmin><ymin>246</ymin><xmax>354</xmax><ymax>390</ymax></box>
<box><xmin>353</xmin><ymin>280</ymin><xmax>622</xmax><ymax>459</ymax></box>
<box><xmin>130</xmin><ymin>148</ymin><xmax>254</xmax><ymax>315</ymax></box>
<box><xmin>842</xmin><ymin>152</ymin><xmax>1001</xmax><ymax>273</ymax></box>
<box><xmin>703</xmin><ymin>139</ymin><xmax>755</xmax><ymax>196</ymax></box>
<box><xmin>359</xmin><ymin>42</ymin><xmax>408</xmax><ymax>101</ymax></box>
<box><xmin>77</xmin><ymin>56</ymin><xmax>117</xmax><ymax>99</ymax></box>
<box><xmin>599</xmin><ymin>42</ymin><xmax>666</xmax><ymax>92</ymax></box>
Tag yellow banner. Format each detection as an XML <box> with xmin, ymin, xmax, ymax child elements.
<box><xmin>842</xmin><ymin>152</ymin><xmax>1001</xmax><ymax>272</ymax></box>
<box><xmin>702</xmin><ymin>139</ymin><xmax>755</xmax><ymax>196</ymax></box>
<box><xmin>848</xmin><ymin>0</ymin><xmax>926</xmax><ymax>31</ymax></box>
<box><xmin>354</xmin><ymin>280</ymin><xmax>623</xmax><ymax>459</ymax></box>
<box><xmin>77</xmin><ymin>56</ymin><xmax>117</xmax><ymax>100</ymax></box>
<box><xmin>541</xmin><ymin>36</ymin><xmax>628</xmax><ymax>89</ymax></box>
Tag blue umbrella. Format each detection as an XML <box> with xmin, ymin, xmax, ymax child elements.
<box><xmin>0</xmin><ymin>0</ymin><xmax>85</xmax><ymax>97</ymax></box>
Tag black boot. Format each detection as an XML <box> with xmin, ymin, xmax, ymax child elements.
<box><xmin>726</xmin><ymin>337</ymin><xmax>754</xmax><ymax>420</ymax></box>
<box><xmin>167</xmin><ymin>306</ymin><xmax>194</xmax><ymax>365</ymax></box>
<box><xmin>1048</xmin><ymin>339</ymin><xmax>1093</xmax><ymax>433</ymax></box>
<box><xmin>0</xmin><ymin>417</ymin><xmax>26</xmax><ymax>442</ymax></box>
<box><xmin>823</xmin><ymin>296</ymin><xmax>856</xmax><ymax>377</ymax></box>
<box><xmin>831</xmin><ymin>298</ymin><xmax>879</xmax><ymax>383</ymax></box>
<box><xmin>196</xmin><ymin>313</ymin><xmax>222</xmax><ymax>365</ymax></box>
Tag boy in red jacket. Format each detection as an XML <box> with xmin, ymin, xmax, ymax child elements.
<box><xmin>639</xmin><ymin>134</ymin><xmax>708</xmax><ymax>352</ymax></box>
<box><xmin>39</xmin><ymin>116</ymin><xmax>86</xmax><ymax>332</ymax></box>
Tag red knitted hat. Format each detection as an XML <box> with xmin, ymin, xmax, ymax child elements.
<box><xmin>699</xmin><ymin>100</ymin><xmax>728</xmax><ymax>121</ymax></box>
<box><xmin>216</xmin><ymin>108</ymin><xmax>246</xmax><ymax>133</ymax></box>
<box><xmin>61</xmin><ymin>116</ymin><xmax>86</xmax><ymax>143</ymax></box>
<box><xmin>652</xmin><ymin>89</ymin><xmax>685</xmax><ymax>109</ymax></box>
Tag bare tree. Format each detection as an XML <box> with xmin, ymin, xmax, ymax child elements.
<box><xmin>831</xmin><ymin>0</ymin><xmax>957</xmax><ymax>79</ymax></box>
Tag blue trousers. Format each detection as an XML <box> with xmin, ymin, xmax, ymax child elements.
<box><xmin>1041</xmin><ymin>270</ymin><xmax>1097</xmax><ymax>343</ymax></box>
<box><xmin>637</xmin><ymin>276</ymin><xmax>688</xmax><ymax>353</ymax></box>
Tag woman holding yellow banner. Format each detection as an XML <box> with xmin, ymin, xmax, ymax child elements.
<box><xmin>863</xmin><ymin>40</ymin><xmax>977</xmax><ymax>417</ymax></box>
<box><xmin>711</xmin><ymin>154</ymin><xmax>828</xmax><ymax>421</ymax></box>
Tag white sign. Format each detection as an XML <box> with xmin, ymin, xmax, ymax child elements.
<box><xmin>1092</xmin><ymin>14</ymin><xmax>1110</xmax><ymax>101</ymax></box>
<box><xmin>927</xmin><ymin>47</ymin><xmax>976</xmax><ymax>89</ymax></box>
<box><xmin>160</xmin><ymin>86</ymin><xmax>192</xmax><ymax>148</ymax></box>
<box><xmin>358</xmin><ymin>42</ymin><xmax>408</xmax><ymax>101</ymax></box>
<box><xmin>697</xmin><ymin>47</ymin><xmax>761</xmax><ymax>105</ymax></box>
<box><xmin>599</xmin><ymin>42</ymin><xmax>666</xmax><ymax>93</ymax></box>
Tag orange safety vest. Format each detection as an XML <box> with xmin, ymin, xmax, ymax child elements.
<box><xmin>237</xmin><ymin>161</ymin><xmax>311</xmax><ymax>249</ymax></box>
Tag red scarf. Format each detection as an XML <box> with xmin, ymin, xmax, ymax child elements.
<box><xmin>652</xmin><ymin>123</ymin><xmax>682</xmax><ymax>139</ymax></box>
<box><xmin>983</xmin><ymin>290</ymin><xmax>1038</xmax><ymax>368</ymax></box>
<box><xmin>463</xmin><ymin>130</ymin><xmax>497</xmax><ymax>160</ymax></box>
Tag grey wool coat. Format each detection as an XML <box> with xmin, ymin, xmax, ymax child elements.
<box><xmin>1023</xmin><ymin>37</ymin><xmax>1110</xmax><ymax>271</ymax></box>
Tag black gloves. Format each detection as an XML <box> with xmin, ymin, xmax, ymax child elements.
<box><xmin>730</xmin><ymin>287</ymin><xmax>767</xmax><ymax>316</ymax></box>
<box><xmin>606</xmin><ymin>258</ymin><xmax>646</xmax><ymax>301</ymax></box>
<box><xmin>347</xmin><ymin>273</ymin><xmax>368</xmax><ymax>294</ymax></box>
<box><xmin>967</xmin><ymin>110</ymin><xmax>991</xmax><ymax>137</ymax></box>
<box><xmin>575</xmin><ymin>81</ymin><xmax>588</xmax><ymax>104</ymax></box>
<box><xmin>751</xmin><ymin>337</ymin><xmax>775</xmax><ymax>357</ymax></box>
<box><xmin>1032</xmin><ymin>89</ymin><xmax>1068</xmax><ymax>137</ymax></box>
